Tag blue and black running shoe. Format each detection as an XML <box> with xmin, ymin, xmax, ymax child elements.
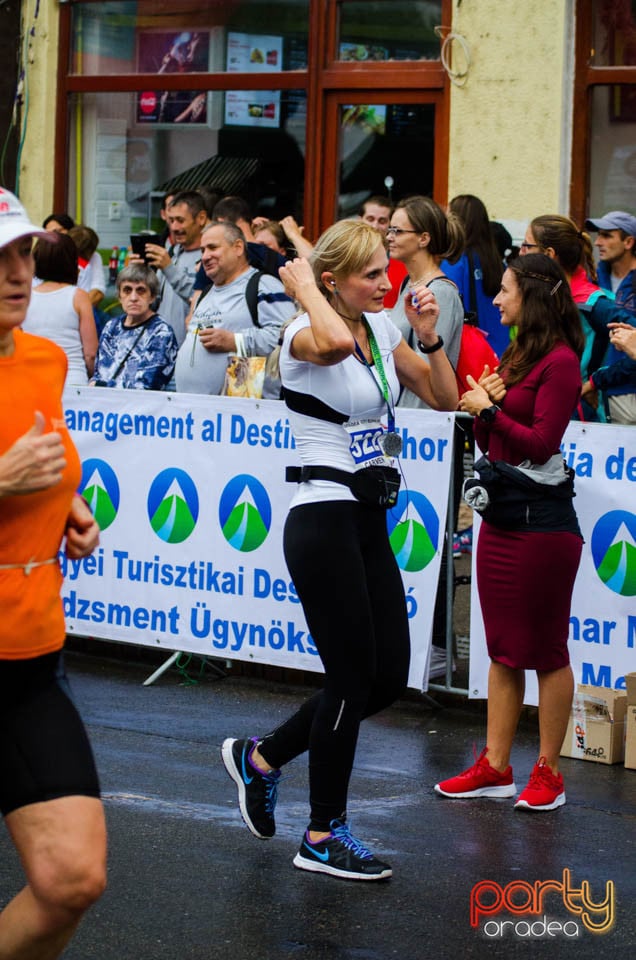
<box><xmin>293</xmin><ymin>818</ymin><xmax>392</xmax><ymax>881</ymax></box>
<box><xmin>221</xmin><ymin>737</ymin><xmax>280</xmax><ymax>839</ymax></box>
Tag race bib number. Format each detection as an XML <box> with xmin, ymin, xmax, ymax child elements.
<box><xmin>345</xmin><ymin>419</ymin><xmax>388</xmax><ymax>466</ymax></box>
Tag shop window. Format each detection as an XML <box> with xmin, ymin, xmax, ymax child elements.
<box><xmin>589</xmin><ymin>84</ymin><xmax>636</xmax><ymax>214</ymax></box>
<box><xmin>70</xmin><ymin>0</ymin><xmax>309</xmax><ymax>76</ymax></box>
<box><xmin>591</xmin><ymin>0</ymin><xmax>636</xmax><ymax>66</ymax></box>
<box><xmin>337</xmin><ymin>103</ymin><xmax>435</xmax><ymax>216</ymax></box>
<box><xmin>67</xmin><ymin>89</ymin><xmax>306</xmax><ymax>253</ymax></box>
<box><xmin>572</xmin><ymin>0</ymin><xmax>636</xmax><ymax>222</ymax></box>
<box><xmin>336</xmin><ymin>1</ymin><xmax>442</xmax><ymax>61</ymax></box>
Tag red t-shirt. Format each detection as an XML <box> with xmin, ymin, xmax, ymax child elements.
<box><xmin>384</xmin><ymin>258</ymin><xmax>408</xmax><ymax>309</ymax></box>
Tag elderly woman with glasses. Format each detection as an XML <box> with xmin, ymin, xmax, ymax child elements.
<box><xmin>90</xmin><ymin>264</ymin><xmax>178</xmax><ymax>390</ymax></box>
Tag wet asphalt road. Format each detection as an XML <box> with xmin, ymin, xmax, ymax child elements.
<box><xmin>0</xmin><ymin>650</ymin><xmax>634</xmax><ymax>960</ymax></box>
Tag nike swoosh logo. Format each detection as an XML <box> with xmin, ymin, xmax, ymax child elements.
<box><xmin>303</xmin><ymin>842</ymin><xmax>329</xmax><ymax>862</ymax></box>
<box><xmin>240</xmin><ymin>750</ymin><xmax>253</xmax><ymax>785</ymax></box>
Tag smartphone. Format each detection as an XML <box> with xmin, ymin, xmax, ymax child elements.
<box><xmin>130</xmin><ymin>233</ymin><xmax>158</xmax><ymax>261</ymax></box>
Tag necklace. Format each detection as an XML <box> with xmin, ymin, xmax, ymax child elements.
<box><xmin>409</xmin><ymin>270</ymin><xmax>442</xmax><ymax>286</ymax></box>
<box><xmin>335</xmin><ymin>310</ymin><xmax>362</xmax><ymax>325</ymax></box>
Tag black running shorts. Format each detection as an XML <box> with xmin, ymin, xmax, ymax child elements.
<box><xmin>0</xmin><ymin>651</ymin><xmax>101</xmax><ymax>816</ymax></box>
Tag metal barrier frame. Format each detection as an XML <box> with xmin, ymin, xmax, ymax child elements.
<box><xmin>428</xmin><ymin>412</ymin><xmax>472</xmax><ymax>696</ymax></box>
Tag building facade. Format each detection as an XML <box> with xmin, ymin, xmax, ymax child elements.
<box><xmin>13</xmin><ymin>0</ymin><xmax>636</xmax><ymax>247</ymax></box>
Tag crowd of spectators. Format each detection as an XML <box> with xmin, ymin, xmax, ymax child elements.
<box><xmin>27</xmin><ymin>188</ymin><xmax>635</xmax><ymax>423</ymax></box>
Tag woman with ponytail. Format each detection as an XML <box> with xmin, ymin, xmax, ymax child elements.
<box><xmin>524</xmin><ymin>215</ymin><xmax>636</xmax><ymax>422</ymax></box>
<box><xmin>387</xmin><ymin>195</ymin><xmax>465</xmax><ymax>407</ymax></box>
<box><xmin>387</xmin><ymin>196</ymin><xmax>468</xmax><ymax>677</ymax></box>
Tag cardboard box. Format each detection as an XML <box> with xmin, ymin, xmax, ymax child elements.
<box><xmin>624</xmin><ymin>672</ymin><xmax>636</xmax><ymax>706</ymax></box>
<box><xmin>560</xmin><ymin>685</ymin><xmax>627</xmax><ymax>765</ymax></box>
<box><xmin>625</xmin><ymin>705</ymin><xmax>636</xmax><ymax>770</ymax></box>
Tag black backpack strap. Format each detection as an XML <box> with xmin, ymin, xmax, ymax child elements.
<box><xmin>281</xmin><ymin>386</ymin><xmax>349</xmax><ymax>423</ymax></box>
<box><xmin>198</xmin><ymin>282</ymin><xmax>213</xmax><ymax>303</ymax></box>
<box><xmin>193</xmin><ymin>272</ymin><xmax>263</xmax><ymax>327</ymax></box>
<box><xmin>245</xmin><ymin>270</ymin><xmax>264</xmax><ymax>327</ymax></box>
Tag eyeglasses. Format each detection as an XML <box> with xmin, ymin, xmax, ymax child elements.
<box><xmin>520</xmin><ymin>242</ymin><xmax>539</xmax><ymax>251</ymax></box>
<box><xmin>386</xmin><ymin>226</ymin><xmax>419</xmax><ymax>236</ymax></box>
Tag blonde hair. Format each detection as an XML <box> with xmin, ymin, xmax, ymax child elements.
<box><xmin>267</xmin><ymin>220</ymin><xmax>386</xmax><ymax>382</ymax></box>
<box><xmin>310</xmin><ymin>219</ymin><xmax>387</xmax><ymax>297</ymax></box>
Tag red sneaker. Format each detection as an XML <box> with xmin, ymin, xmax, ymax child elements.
<box><xmin>514</xmin><ymin>757</ymin><xmax>565</xmax><ymax>811</ymax></box>
<box><xmin>434</xmin><ymin>747</ymin><xmax>516</xmax><ymax>799</ymax></box>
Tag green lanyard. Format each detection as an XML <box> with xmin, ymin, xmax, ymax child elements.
<box><xmin>354</xmin><ymin>319</ymin><xmax>402</xmax><ymax>456</ymax></box>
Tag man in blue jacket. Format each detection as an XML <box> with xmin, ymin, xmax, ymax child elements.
<box><xmin>584</xmin><ymin>211</ymin><xmax>636</xmax><ymax>423</ymax></box>
<box><xmin>585</xmin><ymin>210</ymin><xmax>636</xmax><ymax>313</ymax></box>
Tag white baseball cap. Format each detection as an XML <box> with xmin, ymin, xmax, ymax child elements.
<box><xmin>0</xmin><ymin>187</ymin><xmax>49</xmax><ymax>249</ymax></box>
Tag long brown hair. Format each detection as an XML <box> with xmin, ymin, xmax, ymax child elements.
<box><xmin>449</xmin><ymin>194</ymin><xmax>503</xmax><ymax>296</ymax></box>
<box><xmin>499</xmin><ymin>253</ymin><xmax>584</xmax><ymax>386</ymax></box>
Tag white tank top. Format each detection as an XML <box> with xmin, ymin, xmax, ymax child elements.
<box><xmin>23</xmin><ymin>286</ymin><xmax>89</xmax><ymax>385</ymax></box>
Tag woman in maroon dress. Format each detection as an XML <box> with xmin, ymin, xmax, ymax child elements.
<box><xmin>435</xmin><ymin>253</ymin><xmax>584</xmax><ymax>811</ymax></box>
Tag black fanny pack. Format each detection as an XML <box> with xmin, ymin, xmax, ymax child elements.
<box><xmin>286</xmin><ymin>464</ymin><xmax>400</xmax><ymax>509</ymax></box>
<box><xmin>464</xmin><ymin>455</ymin><xmax>579</xmax><ymax>532</ymax></box>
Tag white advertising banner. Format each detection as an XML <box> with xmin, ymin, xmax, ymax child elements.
<box><xmin>469</xmin><ymin>422</ymin><xmax>636</xmax><ymax>701</ymax></box>
<box><xmin>62</xmin><ymin>389</ymin><xmax>455</xmax><ymax>690</ymax></box>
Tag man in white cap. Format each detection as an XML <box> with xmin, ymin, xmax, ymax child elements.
<box><xmin>585</xmin><ymin>210</ymin><xmax>636</xmax><ymax>315</ymax></box>
<box><xmin>0</xmin><ymin>187</ymin><xmax>106</xmax><ymax>958</ymax></box>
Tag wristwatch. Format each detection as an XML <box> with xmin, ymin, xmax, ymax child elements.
<box><xmin>478</xmin><ymin>404</ymin><xmax>501</xmax><ymax>424</ymax></box>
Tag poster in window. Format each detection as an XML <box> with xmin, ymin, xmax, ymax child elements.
<box><xmin>136</xmin><ymin>30</ymin><xmax>215</xmax><ymax>126</ymax></box>
<box><xmin>224</xmin><ymin>91</ymin><xmax>281</xmax><ymax>128</ymax></box>
<box><xmin>341</xmin><ymin>104</ymin><xmax>387</xmax><ymax>135</ymax></box>
<box><xmin>339</xmin><ymin>42</ymin><xmax>388</xmax><ymax>62</ymax></box>
<box><xmin>226</xmin><ymin>32</ymin><xmax>283</xmax><ymax>73</ymax></box>
<box><xmin>225</xmin><ymin>32</ymin><xmax>283</xmax><ymax>128</ymax></box>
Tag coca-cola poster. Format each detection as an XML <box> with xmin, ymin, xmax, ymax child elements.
<box><xmin>136</xmin><ymin>30</ymin><xmax>211</xmax><ymax>126</ymax></box>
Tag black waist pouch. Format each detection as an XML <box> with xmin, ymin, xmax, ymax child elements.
<box><xmin>286</xmin><ymin>464</ymin><xmax>401</xmax><ymax>509</ymax></box>
<box><xmin>464</xmin><ymin>455</ymin><xmax>579</xmax><ymax>532</ymax></box>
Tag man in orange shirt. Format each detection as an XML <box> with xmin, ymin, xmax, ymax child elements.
<box><xmin>0</xmin><ymin>187</ymin><xmax>106</xmax><ymax>960</ymax></box>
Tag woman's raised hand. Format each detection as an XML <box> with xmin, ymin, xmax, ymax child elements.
<box><xmin>278</xmin><ymin>257</ymin><xmax>318</xmax><ymax>303</ymax></box>
<box><xmin>404</xmin><ymin>283</ymin><xmax>440</xmax><ymax>346</ymax></box>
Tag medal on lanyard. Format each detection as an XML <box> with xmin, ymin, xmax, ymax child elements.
<box><xmin>354</xmin><ymin>320</ymin><xmax>403</xmax><ymax>458</ymax></box>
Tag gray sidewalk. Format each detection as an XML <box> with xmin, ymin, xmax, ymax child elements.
<box><xmin>1</xmin><ymin>650</ymin><xmax>634</xmax><ymax>959</ymax></box>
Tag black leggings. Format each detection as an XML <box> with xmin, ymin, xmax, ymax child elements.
<box><xmin>0</xmin><ymin>651</ymin><xmax>100</xmax><ymax>816</ymax></box>
<box><xmin>259</xmin><ymin>501</ymin><xmax>410</xmax><ymax>831</ymax></box>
